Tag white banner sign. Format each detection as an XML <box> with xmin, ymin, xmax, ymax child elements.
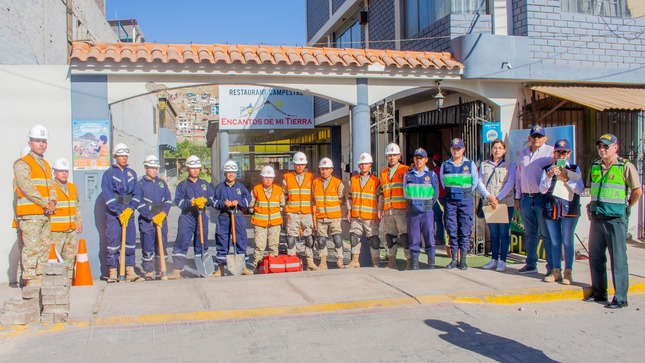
<box><xmin>219</xmin><ymin>86</ymin><xmax>314</xmax><ymax>130</ymax></box>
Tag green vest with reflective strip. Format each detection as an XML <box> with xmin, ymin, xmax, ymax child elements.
<box><xmin>590</xmin><ymin>158</ymin><xmax>628</xmax><ymax>217</ymax></box>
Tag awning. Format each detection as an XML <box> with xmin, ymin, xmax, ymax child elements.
<box><xmin>530</xmin><ymin>86</ymin><xmax>645</xmax><ymax>111</ymax></box>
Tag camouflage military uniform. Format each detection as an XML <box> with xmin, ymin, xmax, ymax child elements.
<box><xmin>348</xmin><ymin>173</ymin><xmax>383</xmax><ymax>257</ymax></box>
<box><xmin>14</xmin><ymin>152</ymin><xmax>57</xmax><ymax>284</ymax></box>
<box><xmin>283</xmin><ymin>172</ymin><xmax>315</xmax><ymax>257</ymax></box>
<box><xmin>50</xmin><ymin>179</ymin><xmax>82</xmax><ymax>279</ymax></box>
<box><xmin>249</xmin><ymin>185</ymin><xmax>285</xmax><ymax>267</ymax></box>
<box><xmin>315</xmin><ymin>179</ymin><xmax>345</xmax><ymax>260</ymax></box>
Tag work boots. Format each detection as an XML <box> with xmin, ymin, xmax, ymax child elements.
<box><xmin>107</xmin><ymin>268</ymin><xmax>118</xmax><ymax>283</ymax></box>
<box><xmin>562</xmin><ymin>269</ymin><xmax>573</xmax><ymax>285</ymax></box>
<box><xmin>144</xmin><ymin>271</ymin><xmax>155</xmax><ymax>281</ymax></box>
<box><xmin>126</xmin><ymin>266</ymin><xmax>145</xmax><ymax>282</ymax></box>
<box><xmin>446</xmin><ymin>257</ymin><xmax>458</xmax><ymax>269</ymax></box>
<box><xmin>211</xmin><ymin>264</ymin><xmax>225</xmax><ymax>277</ymax></box>
<box><xmin>372</xmin><ymin>258</ymin><xmax>380</xmax><ymax>268</ymax></box>
<box><xmin>336</xmin><ymin>257</ymin><xmax>345</xmax><ymax>269</ymax></box>
<box><xmin>411</xmin><ymin>257</ymin><xmax>420</xmax><ymax>271</ymax></box>
<box><xmin>543</xmin><ymin>268</ymin><xmax>562</xmax><ymax>283</ymax></box>
<box><xmin>427</xmin><ymin>258</ymin><xmax>435</xmax><ymax>269</ymax></box>
<box><xmin>458</xmin><ymin>255</ymin><xmax>468</xmax><ymax>271</ymax></box>
<box><xmin>167</xmin><ymin>269</ymin><xmax>182</xmax><ymax>279</ymax></box>
<box><xmin>347</xmin><ymin>255</ymin><xmax>360</xmax><ymax>268</ymax></box>
<box><xmin>386</xmin><ymin>256</ymin><xmax>398</xmax><ymax>270</ymax></box>
<box><xmin>319</xmin><ymin>256</ymin><xmax>328</xmax><ymax>270</ymax></box>
<box><xmin>406</xmin><ymin>258</ymin><xmax>413</xmax><ymax>271</ymax></box>
<box><xmin>306</xmin><ymin>257</ymin><xmax>318</xmax><ymax>271</ymax></box>
<box><xmin>242</xmin><ymin>268</ymin><xmax>254</xmax><ymax>275</ymax></box>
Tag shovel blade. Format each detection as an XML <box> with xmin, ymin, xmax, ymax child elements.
<box><xmin>226</xmin><ymin>254</ymin><xmax>245</xmax><ymax>276</ymax></box>
<box><xmin>195</xmin><ymin>252</ymin><xmax>215</xmax><ymax>277</ymax></box>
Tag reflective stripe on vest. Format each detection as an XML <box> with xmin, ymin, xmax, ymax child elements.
<box><xmin>51</xmin><ymin>183</ymin><xmax>78</xmax><ymax>232</ymax></box>
<box><xmin>442</xmin><ymin>160</ymin><xmax>473</xmax><ymax>199</ymax></box>
<box><xmin>350</xmin><ymin>174</ymin><xmax>379</xmax><ymax>220</ymax></box>
<box><xmin>284</xmin><ymin>172</ymin><xmax>313</xmax><ymax>214</ymax></box>
<box><xmin>15</xmin><ymin>155</ymin><xmax>51</xmax><ymax>216</ymax></box>
<box><xmin>590</xmin><ymin>160</ymin><xmax>627</xmax><ymax>217</ymax></box>
<box><xmin>380</xmin><ymin>165</ymin><xmax>408</xmax><ymax>211</ymax></box>
<box><xmin>251</xmin><ymin>184</ymin><xmax>283</xmax><ymax>227</ymax></box>
<box><xmin>313</xmin><ymin>177</ymin><xmax>342</xmax><ymax>219</ymax></box>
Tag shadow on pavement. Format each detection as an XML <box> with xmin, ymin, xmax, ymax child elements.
<box><xmin>424</xmin><ymin>319</ymin><xmax>559</xmax><ymax>362</ymax></box>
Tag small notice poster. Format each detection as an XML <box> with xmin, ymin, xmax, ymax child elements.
<box><xmin>72</xmin><ymin>120</ymin><xmax>110</xmax><ymax>170</ymax></box>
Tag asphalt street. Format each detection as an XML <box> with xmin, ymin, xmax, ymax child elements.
<box><xmin>1</xmin><ymin>294</ymin><xmax>643</xmax><ymax>362</ymax></box>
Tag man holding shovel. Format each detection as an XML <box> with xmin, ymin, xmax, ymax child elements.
<box><xmin>213</xmin><ymin>160</ymin><xmax>252</xmax><ymax>276</ymax></box>
<box><xmin>101</xmin><ymin>143</ymin><xmax>143</xmax><ymax>282</ymax></box>
<box><xmin>169</xmin><ymin>155</ymin><xmax>215</xmax><ymax>279</ymax></box>
<box><xmin>137</xmin><ymin>155</ymin><xmax>172</xmax><ymax>280</ymax></box>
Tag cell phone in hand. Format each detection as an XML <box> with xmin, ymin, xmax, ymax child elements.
<box><xmin>556</xmin><ymin>159</ymin><xmax>566</xmax><ymax>167</ymax></box>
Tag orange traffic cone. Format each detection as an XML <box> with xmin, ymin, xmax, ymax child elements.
<box><xmin>73</xmin><ymin>239</ymin><xmax>93</xmax><ymax>286</ymax></box>
<box><xmin>48</xmin><ymin>242</ymin><xmax>60</xmax><ymax>263</ymax></box>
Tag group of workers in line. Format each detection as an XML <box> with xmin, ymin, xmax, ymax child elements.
<box><xmin>13</xmin><ymin>123</ymin><xmax>642</xmax><ymax>309</ymax></box>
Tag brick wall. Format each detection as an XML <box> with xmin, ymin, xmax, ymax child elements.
<box><xmin>512</xmin><ymin>0</ymin><xmax>528</xmax><ymax>36</ymax></box>
<box><xmin>402</xmin><ymin>14</ymin><xmax>492</xmax><ymax>52</ymax></box>
<box><xmin>368</xmin><ymin>0</ymin><xmax>396</xmax><ymax>49</ymax></box>
<box><xmin>307</xmin><ymin>0</ymin><xmax>330</xmax><ymax>42</ymax></box>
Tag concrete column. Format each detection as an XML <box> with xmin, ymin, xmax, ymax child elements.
<box><xmin>330</xmin><ymin>125</ymin><xmax>342</xmax><ymax>180</ymax></box>
<box><xmin>351</xmin><ymin>78</ymin><xmax>372</xmax><ymax>266</ymax></box>
<box><xmin>219</xmin><ymin>130</ymin><xmax>230</xmax><ymax>182</ymax></box>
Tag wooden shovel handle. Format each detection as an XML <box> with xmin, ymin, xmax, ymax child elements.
<box><xmin>119</xmin><ymin>224</ymin><xmax>126</xmax><ymax>279</ymax></box>
<box><xmin>198</xmin><ymin>212</ymin><xmax>205</xmax><ymax>246</ymax></box>
<box><xmin>230</xmin><ymin>211</ymin><xmax>236</xmax><ymax>244</ymax></box>
<box><xmin>156</xmin><ymin>224</ymin><xmax>167</xmax><ymax>275</ymax></box>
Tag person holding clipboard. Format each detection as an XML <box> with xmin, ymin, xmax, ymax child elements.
<box><xmin>477</xmin><ymin>140</ymin><xmax>515</xmax><ymax>272</ymax></box>
<box><xmin>539</xmin><ymin>138</ymin><xmax>583</xmax><ymax>284</ymax></box>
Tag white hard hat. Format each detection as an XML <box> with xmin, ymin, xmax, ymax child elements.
<box><xmin>186</xmin><ymin>155</ymin><xmax>202</xmax><ymax>168</ymax></box>
<box><xmin>144</xmin><ymin>154</ymin><xmax>160</xmax><ymax>168</ymax></box>
<box><xmin>358</xmin><ymin>152</ymin><xmax>373</xmax><ymax>164</ymax></box>
<box><xmin>223</xmin><ymin>160</ymin><xmax>238</xmax><ymax>172</ymax></box>
<box><xmin>52</xmin><ymin>158</ymin><xmax>70</xmax><ymax>171</ymax></box>
<box><xmin>293</xmin><ymin>151</ymin><xmax>307</xmax><ymax>165</ymax></box>
<box><xmin>113</xmin><ymin>143</ymin><xmax>130</xmax><ymax>156</ymax></box>
<box><xmin>20</xmin><ymin>146</ymin><xmax>31</xmax><ymax>158</ymax></box>
<box><xmin>260</xmin><ymin>165</ymin><xmax>275</xmax><ymax>178</ymax></box>
<box><xmin>318</xmin><ymin>157</ymin><xmax>333</xmax><ymax>168</ymax></box>
<box><xmin>385</xmin><ymin>143</ymin><xmax>401</xmax><ymax>155</ymax></box>
<box><xmin>28</xmin><ymin>125</ymin><xmax>49</xmax><ymax>140</ymax></box>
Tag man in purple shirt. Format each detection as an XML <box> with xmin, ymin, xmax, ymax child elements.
<box><xmin>514</xmin><ymin>125</ymin><xmax>554</xmax><ymax>275</ymax></box>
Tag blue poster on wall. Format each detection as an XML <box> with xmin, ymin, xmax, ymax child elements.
<box><xmin>482</xmin><ymin>122</ymin><xmax>502</xmax><ymax>143</ymax></box>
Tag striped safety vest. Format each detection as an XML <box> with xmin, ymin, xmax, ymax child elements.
<box><xmin>590</xmin><ymin>158</ymin><xmax>628</xmax><ymax>217</ymax></box>
<box><xmin>251</xmin><ymin>184</ymin><xmax>283</xmax><ymax>227</ymax></box>
<box><xmin>313</xmin><ymin>177</ymin><xmax>342</xmax><ymax>219</ymax></box>
<box><xmin>442</xmin><ymin>160</ymin><xmax>474</xmax><ymax>200</ymax></box>
<box><xmin>15</xmin><ymin>154</ymin><xmax>52</xmax><ymax>216</ymax></box>
<box><xmin>380</xmin><ymin>164</ymin><xmax>408</xmax><ymax>211</ymax></box>
<box><xmin>350</xmin><ymin>174</ymin><xmax>379</xmax><ymax>220</ymax></box>
<box><xmin>51</xmin><ymin>182</ymin><xmax>78</xmax><ymax>232</ymax></box>
<box><xmin>284</xmin><ymin>172</ymin><xmax>313</xmax><ymax>214</ymax></box>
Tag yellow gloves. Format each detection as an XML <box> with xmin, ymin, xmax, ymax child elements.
<box><xmin>192</xmin><ymin>197</ymin><xmax>207</xmax><ymax>209</ymax></box>
<box><xmin>152</xmin><ymin>212</ymin><xmax>167</xmax><ymax>226</ymax></box>
<box><xmin>119</xmin><ymin>208</ymin><xmax>134</xmax><ymax>226</ymax></box>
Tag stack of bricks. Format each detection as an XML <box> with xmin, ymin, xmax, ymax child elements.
<box><xmin>0</xmin><ymin>286</ymin><xmax>40</xmax><ymax>325</ymax></box>
<box><xmin>40</xmin><ymin>262</ymin><xmax>70</xmax><ymax>323</ymax></box>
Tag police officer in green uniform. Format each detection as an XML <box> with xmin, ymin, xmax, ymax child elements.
<box><xmin>587</xmin><ymin>134</ymin><xmax>642</xmax><ymax>309</ymax></box>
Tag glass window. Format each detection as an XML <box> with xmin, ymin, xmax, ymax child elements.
<box><xmin>404</xmin><ymin>0</ymin><xmax>486</xmax><ymax>37</ymax></box>
<box><xmin>335</xmin><ymin>21</ymin><xmax>362</xmax><ymax>49</ymax></box>
<box><xmin>562</xmin><ymin>0</ymin><xmax>633</xmax><ymax>17</ymax></box>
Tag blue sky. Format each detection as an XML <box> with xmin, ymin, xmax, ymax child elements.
<box><xmin>106</xmin><ymin>0</ymin><xmax>306</xmax><ymax>46</ymax></box>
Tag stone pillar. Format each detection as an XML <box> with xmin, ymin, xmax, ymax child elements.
<box><xmin>219</xmin><ymin>130</ymin><xmax>230</xmax><ymax>182</ymax></box>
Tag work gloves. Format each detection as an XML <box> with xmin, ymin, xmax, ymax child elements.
<box><xmin>192</xmin><ymin>197</ymin><xmax>207</xmax><ymax>209</ymax></box>
<box><xmin>152</xmin><ymin>212</ymin><xmax>167</xmax><ymax>226</ymax></box>
<box><xmin>119</xmin><ymin>208</ymin><xmax>134</xmax><ymax>226</ymax></box>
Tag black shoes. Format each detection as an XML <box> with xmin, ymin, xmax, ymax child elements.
<box><xmin>458</xmin><ymin>256</ymin><xmax>468</xmax><ymax>270</ymax></box>
<box><xmin>446</xmin><ymin>258</ymin><xmax>458</xmax><ymax>269</ymax></box>
<box><xmin>583</xmin><ymin>295</ymin><xmax>608</xmax><ymax>303</ymax></box>
<box><xmin>605</xmin><ymin>299</ymin><xmax>628</xmax><ymax>309</ymax></box>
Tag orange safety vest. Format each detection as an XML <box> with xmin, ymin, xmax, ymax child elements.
<box><xmin>51</xmin><ymin>182</ymin><xmax>78</xmax><ymax>232</ymax></box>
<box><xmin>284</xmin><ymin>172</ymin><xmax>313</xmax><ymax>214</ymax></box>
<box><xmin>350</xmin><ymin>174</ymin><xmax>379</xmax><ymax>220</ymax></box>
<box><xmin>15</xmin><ymin>155</ymin><xmax>52</xmax><ymax>216</ymax></box>
<box><xmin>380</xmin><ymin>164</ymin><xmax>408</xmax><ymax>211</ymax></box>
<box><xmin>313</xmin><ymin>177</ymin><xmax>342</xmax><ymax>219</ymax></box>
<box><xmin>251</xmin><ymin>184</ymin><xmax>283</xmax><ymax>227</ymax></box>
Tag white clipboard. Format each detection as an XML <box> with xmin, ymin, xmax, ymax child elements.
<box><xmin>552</xmin><ymin>170</ymin><xmax>580</xmax><ymax>202</ymax></box>
<box><xmin>483</xmin><ymin>203</ymin><xmax>509</xmax><ymax>223</ymax></box>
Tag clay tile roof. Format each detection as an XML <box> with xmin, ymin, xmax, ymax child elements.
<box><xmin>70</xmin><ymin>42</ymin><xmax>464</xmax><ymax>71</ymax></box>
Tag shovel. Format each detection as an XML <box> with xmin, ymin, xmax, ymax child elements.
<box><xmin>194</xmin><ymin>210</ymin><xmax>215</xmax><ymax>277</ymax></box>
<box><xmin>119</xmin><ymin>224</ymin><xmax>126</xmax><ymax>282</ymax></box>
<box><xmin>227</xmin><ymin>209</ymin><xmax>245</xmax><ymax>276</ymax></box>
<box><xmin>156</xmin><ymin>224</ymin><xmax>168</xmax><ymax>280</ymax></box>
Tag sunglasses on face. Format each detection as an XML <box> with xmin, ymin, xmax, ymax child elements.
<box><xmin>596</xmin><ymin>143</ymin><xmax>614</xmax><ymax>150</ymax></box>
<box><xmin>555</xmin><ymin>150</ymin><xmax>569</xmax><ymax>155</ymax></box>
<box><xmin>530</xmin><ymin>135</ymin><xmax>544</xmax><ymax>139</ymax></box>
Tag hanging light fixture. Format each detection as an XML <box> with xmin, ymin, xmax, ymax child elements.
<box><xmin>434</xmin><ymin>80</ymin><xmax>445</xmax><ymax>110</ymax></box>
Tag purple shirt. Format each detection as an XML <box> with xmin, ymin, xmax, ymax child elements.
<box><xmin>515</xmin><ymin>144</ymin><xmax>554</xmax><ymax>199</ymax></box>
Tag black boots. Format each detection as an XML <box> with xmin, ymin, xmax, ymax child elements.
<box><xmin>446</xmin><ymin>257</ymin><xmax>458</xmax><ymax>269</ymax></box>
<box><xmin>458</xmin><ymin>254</ymin><xmax>468</xmax><ymax>270</ymax></box>
<box><xmin>411</xmin><ymin>257</ymin><xmax>419</xmax><ymax>270</ymax></box>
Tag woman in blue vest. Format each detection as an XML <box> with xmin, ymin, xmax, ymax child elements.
<box><xmin>539</xmin><ymin>139</ymin><xmax>583</xmax><ymax>285</ymax></box>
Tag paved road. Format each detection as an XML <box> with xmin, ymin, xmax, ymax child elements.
<box><xmin>1</xmin><ymin>295</ymin><xmax>643</xmax><ymax>362</ymax></box>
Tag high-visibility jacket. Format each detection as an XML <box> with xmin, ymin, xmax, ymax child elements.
<box><xmin>590</xmin><ymin>158</ymin><xmax>628</xmax><ymax>217</ymax></box>
<box><xmin>284</xmin><ymin>172</ymin><xmax>313</xmax><ymax>214</ymax></box>
<box><xmin>51</xmin><ymin>182</ymin><xmax>78</xmax><ymax>232</ymax></box>
<box><xmin>313</xmin><ymin>177</ymin><xmax>342</xmax><ymax>219</ymax></box>
<box><xmin>381</xmin><ymin>164</ymin><xmax>408</xmax><ymax>211</ymax></box>
<box><xmin>442</xmin><ymin>160</ymin><xmax>474</xmax><ymax>200</ymax></box>
<box><xmin>15</xmin><ymin>154</ymin><xmax>52</xmax><ymax>216</ymax></box>
<box><xmin>350</xmin><ymin>174</ymin><xmax>379</xmax><ymax>220</ymax></box>
<box><xmin>251</xmin><ymin>184</ymin><xmax>283</xmax><ymax>227</ymax></box>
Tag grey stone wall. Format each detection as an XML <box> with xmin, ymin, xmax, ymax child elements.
<box><xmin>368</xmin><ymin>0</ymin><xmax>396</xmax><ymax>49</ymax></box>
<box><xmin>307</xmin><ymin>0</ymin><xmax>330</xmax><ymax>42</ymax></box>
<box><xmin>402</xmin><ymin>14</ymin><xmax>492</xmax><ymax>52</ymax></box>
<box><xmin>512</xmin><ymin>0</ymin><xmax>529</xmax><ymax>36</ymax></box>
